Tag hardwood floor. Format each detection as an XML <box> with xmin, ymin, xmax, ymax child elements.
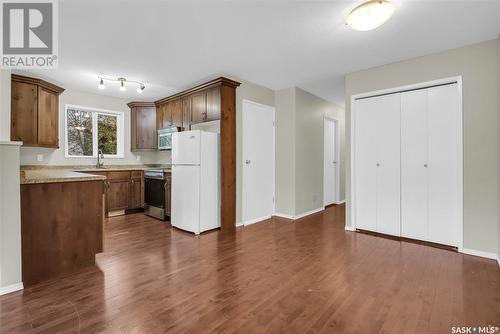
<box><xmin>0</xmin><ymin>204</ymin><xmax>498</xmax><ymax>333</ymax></box>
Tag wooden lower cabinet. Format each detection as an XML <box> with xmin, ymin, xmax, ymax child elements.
<box><xmin>21</xmin><ymin>180</ymin><xmax>104</xmax><ymax>286</ymax></box>
<box><xmin>83</xmin><ymin>170</ymin><xmax>144</xmax><ymax>213</ymax></box>
<box><xmin>130</xmin><ymin>176</ymin><xmax>144</xmax><ymax>209</ymax></box>
<box><xmin>165</xmin><ymin>172</ymin><xmax>172</xmax><ymax>217</ymax></box>
<box><xmin>107</xmin><ymin>180</ymin><xmax>130</xmax><ymax>211</ymax></box>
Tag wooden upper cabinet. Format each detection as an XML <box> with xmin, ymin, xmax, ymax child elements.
<box><xmin>11</xmin><ymin>81</ymin><xmax>38</xmax><ymax>145</ymax></box>
<box><xmin>171</xmin><ymin>99</ymin><xmax>182</xmax><ymax>127</ymax></box>
<box><xmin>181</xmin><ymin>97</ymin><xmax>191</xmax><ymax>130</ymax></box>
<box><xmin>37</xmin><ymin>87</ymin><xmax>59</xmax><ymax>147</ymax></box>
<box><xmin>128</xmin><ymin>102</ymin><xmax>157</xmax><ymax>151</ymax></box>
<box><xmin>11</xmin><ymin>74</ymin><xmax>64</xmax><ymax>148</ymax></box>
<box><xmin>190</xmin><ymin>91</ymin><xmax>207</xmax><ymax>124</ymax></box>
<box><xmin>157</xmin><ymin>102</ymin><xmax>172</xmax><ymax>130</ymax></box>
<box><xmin>205</xmin><ymin>86</ymin><xmax>221</xmax><ymax>121</ymax></box>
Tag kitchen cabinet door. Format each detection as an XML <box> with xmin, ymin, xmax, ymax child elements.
<box><xmin>37</xmin><ymin>87</ymin><xmax>59</xmax><ymax>148</ymax></box>
<box><xmin>156</xmin><ymin>105</ymin><xmax>163</xmax><ymax>131</ymax></box>
<box><xmin>107</xmin><ymin>180</ymin><xmax>130</xmax><ymax>211</ymax></box>
<box><xmin>11</xmin><ymin>81</ymin><xmax>38</xmax><ymax>145</ymax></box>
<box><xmin>171</xmin><ymin>99</ymin><xmax>182</xmax><ymax>127</ymax></box>
<box><xmin>162</xmin><ymin>102</ymin><xmax>173</xmax><ymax>129</ymax></box>
<box><xmin>206</xmin><ymin>86</ymin><xmax>221</xmax><ymax>121</ymax></box>
<box><xmin>129</xmin><ymin>178</ymin><xmax>143</xmax><ymax>209</ymax></box>
<box><xmin>134</xmin><ymin>106</ymin><xmax>156</xmax><ymax>150</ymax></box>
<box><xmin>182</xmin><ymin>97</ymin><xmax>191</xmax><ymax>130</ymax></box>
<box><xmin>190</xmin><ymin>91</ymin><xmax>207</xmax><ymax>124</ymax></box>
<box><xmin>164</xmin><ymin>173</ymin><xmax>171</xmax><ymax>216</ymax></box>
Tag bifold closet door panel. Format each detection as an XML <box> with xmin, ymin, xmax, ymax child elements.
<box><xmin>401</xmin><ymin>90</ymin><xmax>428</xmax><ymax>240</ymax></box>
<box><xmin>427</xmin><ymin>84</ymin><xmax>460</xmax><ymax>246</ymax></box>
<box><xmin>375</xmin><ymin>93</ymin><xmax>401</xmax><ymax>236</ymax></box>
<box><xmin>354</xmin><ymin>98</ymin><xmax>378</xmax><ymax>232</ymax></box>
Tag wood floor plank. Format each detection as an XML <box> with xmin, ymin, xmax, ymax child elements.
<box><xmin>0</xmin><ymin>204</ymin><xmax>498</xmax><ymax>333</ymax></box>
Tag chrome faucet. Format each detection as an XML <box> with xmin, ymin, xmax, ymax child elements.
<box><xmin>96</xmin><ymin>149</ymin><xmax>104</xmax><ymax>168</ymax></box>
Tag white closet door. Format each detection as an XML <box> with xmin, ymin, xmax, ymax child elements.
<box><xmin>427</xmin><ymin>84</ymin><xmax>460</xmax><ymax>246</ymax></box>
<box><xmin>355</xmin><ymin>98</ymin><xmax>378</xmax><ymax>232</ymax></box>
<box><xmin>375</xmin><ymin>94</ymin><xmax>401</xmax><ymax>236</ymax></box>
<box><xmin>401</xmin><ymin>90</ymin><xmax>429</xmax><ymax>240</ymax></box>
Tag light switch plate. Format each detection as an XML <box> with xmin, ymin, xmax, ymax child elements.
<box><xmin>136</xmin><ymin>155</ymin><xmax>141</xmax><ymax>162</ymax></box>
<box><xmin>36</xmin><ymin>154</ymin><xmax>43</xmax><ymax>162</ymax></box>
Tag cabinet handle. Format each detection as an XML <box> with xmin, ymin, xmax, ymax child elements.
<box><xmin>202</xmin><ymin>112</ymin><xmax>207</xmax><ymax>120</ymax></box>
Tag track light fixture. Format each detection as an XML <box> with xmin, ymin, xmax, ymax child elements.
<box><xmin>97</xmin><ymin>75</ymin><xmax>146</xmax><ymax>94</ymax></box>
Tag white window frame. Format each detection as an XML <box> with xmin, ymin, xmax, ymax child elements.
<box><xmin>64</xmin><ymin>104</ymin><xmax>125</xmax><ymax>159</ymax></box>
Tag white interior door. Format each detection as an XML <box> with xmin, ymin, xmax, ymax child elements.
<box><xmin>324</xmin><ymin>117</ymin><xmax>338</xmax><ymax>206</ymax></box>
<box><xmin>242</xmin><ymin>100</ymin><xmax>275</xmax><ymax>225</ymax></box>
<box><xmin>401</xmin><ymin>90</ymin><xmax>429</xmax><ymax>240</ymax></box>
<box><xmin>354</xmin><ymin>98</ymin><xmax>378</xmax><ymax>232</ymax></box>
<box><xmin>427</xmin><ymin>84</ymin><xmax>460</xmax><ymax>246</ymax></box>
<box><xmin>374</xmin><ymin>94</ymin><xmax>401</xmax><ymax>236</ymax></box>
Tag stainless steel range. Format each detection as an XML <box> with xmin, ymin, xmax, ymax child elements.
<box><xmin>144</xmin><ymin>168</ymin><xmax>169</xmax><ymax>220</ymax></box>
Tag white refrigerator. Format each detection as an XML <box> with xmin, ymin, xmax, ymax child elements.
<box><xmin>171</xmin><ymin>130</ymin><xmax>220</xmax><ymax>234</ymax></box>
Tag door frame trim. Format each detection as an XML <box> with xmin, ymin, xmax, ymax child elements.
<box><xmin>241</xmin><ymin>99</ymin><xmax>276</xmax><ymax>223</ymax></box>
<box><xmin>349</xmin><ymin>76</ymin><xmax>463</xmax><ymax>251</ymax></box>
<box><xmin>323</xmin><ymin>115</ymin><xmax>340</xmax><ymax>206</ymax></box>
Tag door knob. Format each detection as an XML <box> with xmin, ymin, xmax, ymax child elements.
<box><xmin>424</xmin><ymin>164</ymin><xmax>428</xmax><ymax>168</ymax></box>
<box><xmin>333</xmin><ymin>161</ymin><xmax>338</xmax><ymax>164</ymax></box>
<box><xmin>376</xmin><ymin>163</ymin><xmax>380</xmax><ymax>167</ymax></box>
<box><xmin>245</xmin><ymin>160</ymin><xmax>251</xmax><ymax>165</ymax></box>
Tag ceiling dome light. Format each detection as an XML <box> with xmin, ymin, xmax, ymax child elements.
<box><xmin>136</xmin><ymin>83</ymin><xmax>145</xmax><ymax>94</ymax></box>
<box><xmin>346</xmin><ymin>0</ymin><xmax>395</xmax><ymax>31</ymax></box>
<box><xmin>98</xmin><ymin>78</ymin><xmax>105</xmax><ymax>89</ymax></box>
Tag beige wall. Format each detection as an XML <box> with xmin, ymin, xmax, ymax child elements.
<box><xmin>0</xmin><ymin>143</ymin><xmax>22</xmax><ymax>292</ymax></box>
<box><xmin>20</xmin><ymin>89</ymin><xmax>160</xmax><ymax>166</ymax></box>
<box><xmin>345</xmin><ymin>39</ymin><xmax>499</xmax><ymax>254</ymax></box>
<box><xmin>295</xmin><ymin>88</ymin><xmax>345</xmax><ymax>214</ymax></box>
<box><xmin>236</xmin><ymin>80</ymin><xmax>276</xmax><ymax>223</ymax></box>
<box><xmin>275</xmin><ymin>87</ymin><xmax>296</xmax><ymax>216</ymax></box>
<box><xmin>275</xmin><ymin>87</ymin><xmax>345</xmax><ymax>217</ymax></box>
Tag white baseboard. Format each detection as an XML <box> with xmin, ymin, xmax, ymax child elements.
<box><xmin>0</xmin><ymin>282</ymin><xmax>24</xmax><ymax>296</ymax></box>
<box><xmin>243</xmin><ymin>215</ymin><xmax>272</xmax><ymax>226</ymax></box>
<box><xmin>460</xmin><ymin>248</ymin><xmax>498</xmax><ymax>260</ymax></box>
<box><xmin>274</xmin><ymin>212</ymin><xmax>294</xmax><ymax>220</ymax></box>
<box><xmin>344</xmin><ymin>225</ymin><xmax>355</xmax><ymax>231</ymax></box>
<box><xmin>236</xmin><ymin>221</ymin><xmax>244</xmax><ymax>227</ymax></box>
<box><xmin>274</xmin><ymin>208</ymin><xmax>324</xmax><ymax>220</ymax></box>
<box><xmin>294</xmin><ymin>207</ymin><xmax>324</xmax><ymax>220</ymax></box>
<box><xmin>335</xmin><ymin>200</ymin><xmax>346</xmax><ymax>205</ymax></box>
<box><xmin>497</xmin><ymin>257</ymin><xmax>500</xmax><ymax>267</ymax></box>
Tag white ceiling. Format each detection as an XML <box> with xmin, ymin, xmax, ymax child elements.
<box><xmin>26</xmin><ymin>0</ymin><xmax>500</xmax><ymax>107</ymax></box>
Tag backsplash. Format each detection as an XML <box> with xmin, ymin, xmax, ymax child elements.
<box><xmin>20</xmin><ymin>146</ymin><xmax>171</xmax><ymax>166</ymax></box>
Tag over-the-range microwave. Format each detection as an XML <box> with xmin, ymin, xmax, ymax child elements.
<box><xmin>158</xmin><ymin>127</ymin><xmax>181</xmax><ymax>150</ymax></box>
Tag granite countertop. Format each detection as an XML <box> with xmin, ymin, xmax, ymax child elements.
<box><xmin>20</xmin><ymin>164</ymin><xmax>171</xmax><ymax>184</ymax></box>
<box><xmin>21</xmin><ymin>170</ymin><xmax>107</xmax><ymax>185</ymax></box>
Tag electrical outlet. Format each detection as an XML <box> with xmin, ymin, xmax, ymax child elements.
<box><xmin>36</xmin><ymin>154</ymin><xmax>43</xmax><ymax>162</ymax></box>
<box><xmin>136</xmin><ymin>155</ymin><xmax>141</xmax><ymax>162</ymax></box>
